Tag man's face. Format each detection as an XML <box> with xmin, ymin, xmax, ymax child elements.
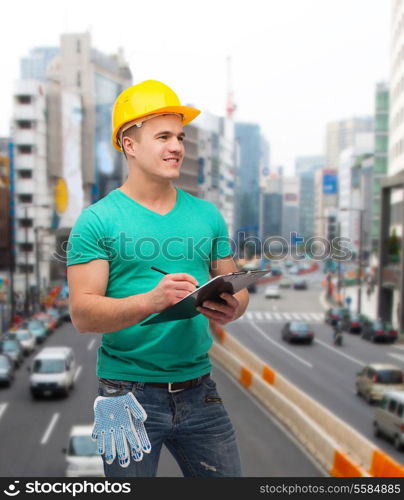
<box><xmin>128</xmin><ymin>114</ymin><xmax>185</xmax><ymax>180</ymax></box>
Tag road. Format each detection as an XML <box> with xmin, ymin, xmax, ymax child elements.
<box><xmin>227</xmin><ymin>269</ymin><xmax>404</xmax><ymax>465</ymax></box>
<box><xmin>0</xmin><ymin>320</ymin><xmax>322</xmax><ymax>477</ymax></box>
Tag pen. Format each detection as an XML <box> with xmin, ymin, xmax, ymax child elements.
<box><xmin>150</xmin><ymin>266</ymin><xmax>199</xmax><ymax>288</ymax></box>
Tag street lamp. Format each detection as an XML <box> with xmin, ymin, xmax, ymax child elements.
<box><xmin>340</xmin><ymin>207</ymin><xmax>364</xmax><ymax>315</ymax></box>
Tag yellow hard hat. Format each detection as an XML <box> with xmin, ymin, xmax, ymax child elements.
<box><xmin>111</xmin><ymin>80</ymin><xmax>201</xmax><ymax>151</ymax></box>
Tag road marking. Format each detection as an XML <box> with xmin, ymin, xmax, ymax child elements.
<box><xmin>388</xmin><ymin>353</ymin><xmax>404</xmax><ymax>364</ymax></box>
<box><xmin>41</xmin><ymin>413</ymin><xmax>60</xmax><ymax>445</ymax></box>
<box><xmin>393</xmin><ymin>344</ymin><xmax>404</xmax><ymax>351</ymax></box>
<box><xmin>236</xmin><ymin>311</ymin><xmax>325</xmax><ymax>322</ymax></box>
<box><xmin>0</xmin><ymin>403</ymin><xmax>8</xmax><ymax>422</ymax></box>
<box><xmin>74</xmin><ymin>365</ymin><xmax>82</xmax><ymax>383</ymax></box>
<box><xmin>87</xmin><ymin>339</ymin><xmax>96</xmax><ymax>351</ymax></box>
<box><xmin>250</xmin><ymin>322</ymin><xmax>313</xmax><ymax>368</ymax></box>
<box><xmin>314</xmin><ymin>338</ymin><xmax>365</xmax><ymax>366</ymax></box>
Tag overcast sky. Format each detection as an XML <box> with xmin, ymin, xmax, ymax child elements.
<box><xmin>0</xmin><ymin>0</ymin><xmax>390</xmax><ymax>173</ymax></box>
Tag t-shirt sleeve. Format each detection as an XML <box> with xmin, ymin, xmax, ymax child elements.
<box><xmin>66</xmin><ymin>208</ymin><xmax>110</xmax><ymax>266</ymax></box>
<box><xmin>211</xmin><ymin>208</ymin><xmax>234</xmax><ymax>261</ymax></box>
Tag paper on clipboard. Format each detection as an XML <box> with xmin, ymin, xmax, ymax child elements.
<box><xmin>140</xmin><ymin>269</ymin><xmax>270</xmax><ymax>326</ymax></box>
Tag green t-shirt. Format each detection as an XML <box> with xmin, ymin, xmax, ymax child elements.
<box><xmin>66</xmin><ymin>188</ymin><xmax>232</xmax><ymax>382</ymax></box>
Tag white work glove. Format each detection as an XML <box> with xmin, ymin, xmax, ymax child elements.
<box><xmin>92</xmin><ymin>393</ymin><xmax>151</xmax><ymax>467</ymax></box>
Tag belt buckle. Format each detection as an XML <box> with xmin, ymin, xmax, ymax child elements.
<box><xmin>168</xmin><ymin>382</ymin><xmax>185</xmax><ymax>393</ymax></box>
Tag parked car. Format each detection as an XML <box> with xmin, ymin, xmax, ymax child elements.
<box><xmin>293</xmin><ymin>278</ymin><xmax>308</xmax><ymax>290</ymax></box>
<box><xmin>27</xmin><ymin>319</ymin><xmax>48</xmax><ymax>344</ymax></box>
<box><xmin>264</xmin><ymin>285</ymin><xmax>280</xmax><ymax>299</ymax></box>
<box><xmin>0</xmin><ymin>337</ymin><xmax>24</xmax><ymax>368</ymax></box>
<box><xmin>356</xmin><ymin>363</ymin><xmax>404</xmax><ymax>404</ymax></box>
<box><xmin>64</xmin><ymin>425</ymin><xmax>104</xmax><ymax>477</ymax></box>
<box><xmin>281</xmin><ymin>321</ymin><xmax>314</xmax><ymax>344</ymax></box>
<box><xmin>340</xmin><ymin>312</ymin><xmax>367</xmax><ymax>334</ymax></box>
<box><xmin>373</xmin><ymin>391</ymin><xmax>404</xmax><ymax>451</ymax></box>
<box><xmin>33</xmin><ymin>313</ymin><xmax>57</xmax><ymax>333</ymax></box>
<box><xmin>14</xmin><ymin>328</ymin><xmax>36</xmax><ymax>355</ymax></box>
<box><xmin>59</xmin><ymin>305</ymin><xmax>71</xmax><ymax>322</ymax></box>
<box><xmin>325</xmin><ymin>307</ymin><xmax>349</xmax><ymax>326</ymax></box>
<box><xmin>29</xmin><ymin>346</ymin><xmax>76</xmax><ymax>399</ymax></box>
<box><xmin>269</xmin><ymin>267</ymin><xmax>282</xmax><ymax>277</ymax></box>
<box><xmin>0</xmin><ymin>354</ymin><xmax>14</xmax><ymax>387</ymax></box>
<box><xmin>46</xmin><ymin>307</ymin><xmax>63</xmax><ymax>327</ymax></box>
<box><xmin>361</xmin><ymin>319</ymin><xmax>398</xmax><ymax>343</ymax></box>
<box><xmin>279</xmin><ymin>277</ymin><xmax>293</xmax><ymax>288</ymax></box>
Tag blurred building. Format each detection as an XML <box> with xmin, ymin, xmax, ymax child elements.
<box><xmin>261</xmin><ymin>174</ymin><xmax>283</xmax><ymax>241</ymax></box>
<box><xmin>175</xmin><ymin>123</ymin><xmax>199</xmax><ymax>197</ymax></box>
<box><xmin>281</xmin><ymin>176</ymin><xmax>299</xmax><ymax>243</ymax></box>
<box><xmin>10</xmin><ymin>33</ymin><xmax>132</xmax><ymax>302</ymax></box>
<box><xmin>21</xmin><ymin>47</ymin><xmax>59</xmax><ymax>80</ymax></box>
<box><xmin>11</xmin><ymin>80</ymin><xmax>52</xmax><ymax>298</ymax></box>
<box><xmin>56</xmin><ymin>33</ymin><xmax>132</xmax><ymax>206</ymax></box>
<box><xmin>194</xmin><ymin>111</ymin><xmax>236</xmax><ymax>236</ymax></box>
<box><xmin>326</xmin><ymin>117</ymin><xmax>374</xmax><ymax>170</ymax></box>
<box><xmin>295</xmin><ymin>155</ymin><xmax>325</xmax><ymax>241</ymax></box>
<box><xmin>371</xmin><ymin>83</ymin><xmax>389</xmax><ymax>250</ymax></box>
<box><xmin>0</xmin><ymin>138</ymin><xmax>10</xmax><ymax>271</ymax></box>
<box><xmin>234</xmin><ymin>122</ymin><xmax>261</xmax><ymax>242</ymax></box>
<box><xmin>314</xmin><ymin>169</ymin><xmax>338</xmax><ymax>241</ymax></box>
<box><xmin>378</xmin><ymin>2</ymin><xmax>404</xmax><ymax>330</ymax></box>
<box><xmin>337</xmin><ymin>132</ymin><xmax>374</xmax><ymax>255</ymax></box>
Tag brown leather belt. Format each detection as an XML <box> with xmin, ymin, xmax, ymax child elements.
<box><xmin>146</xmin><ymin>373</ymin><xmax>210</xmax><ymax>393</ymax></box>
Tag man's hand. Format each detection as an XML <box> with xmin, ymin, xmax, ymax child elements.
<box><xmin>148</xmin><ymin>273</ymin><xmax>198</xmax><ymax>313</ymax></box>
<box><xmin>196</xmin><ymin>292</ymin><xmax>240</xmax><ymax>325</ymax></box>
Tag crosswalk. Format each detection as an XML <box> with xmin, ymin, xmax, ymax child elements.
<box><xmin>238</xmin><ymin>311</ymin><xmax>324</xmax><ymax>323</ymax></box>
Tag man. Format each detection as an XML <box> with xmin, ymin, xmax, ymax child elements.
<box><xmin>67</xmin><ymin>80</ymin><xmax>249</xmax><ymax>477</ymax></box>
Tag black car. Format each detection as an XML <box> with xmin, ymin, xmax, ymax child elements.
<box><xmin>293</xmin><ymin>279</ymin><xmax>308</xmax><ymax>290</ymax></box>
<box><xmin>281</xmin><ymin>321</ymin><xmax>314</xmax><ymax>344</ymax></box>
<box><xmin>0</xmin><ymin>338</ymin><xmax>24</xmax><ymax>368</ymax></box>
<box><xmin>0</xmin><ymin>354</ymin><xmax>14</xmax><ymax>387</ymax></box>
<box><xmin>340</xmin><ymin>312</ymin><xmax>367</xmax><ymax>334</ymax></box>
<box><xmin>361</xmin><ymin>320</ymin><xmax>398</xmax><ymax>343</ymax></box>
<box><xmin>325</xmin><ymin>307</ymin><xmax>349</xmax><ymax>326</ymax></box>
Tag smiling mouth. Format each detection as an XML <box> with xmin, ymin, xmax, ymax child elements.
<box><xmin>163</xmin><ymin>158</ymin><xmax>181</xmax><ymax>165</ymax></box>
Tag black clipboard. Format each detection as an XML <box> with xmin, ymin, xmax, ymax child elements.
<box><xmin>140</xmin><ymin>269</ymin><xmax>270</xmax><ymax>326</ymax></box>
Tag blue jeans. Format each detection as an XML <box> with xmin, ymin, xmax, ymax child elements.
<box><xmin>97</xmin><ymin>375</ymin><xmax>242</xmax><ymax>477</ymax></box>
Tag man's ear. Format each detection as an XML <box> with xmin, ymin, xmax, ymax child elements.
<box><xmin>122</xmin><ymin>136</ymin><xmax>136</xmax><ymax>157</ymax></box>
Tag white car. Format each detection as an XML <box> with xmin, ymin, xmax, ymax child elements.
<box><xmin>64</xmin><ymin>425</ymin><xmax>104</xmax><ymax>477</ymax></box>
<box><xmin>14</xmin><ymin>328</ymin><xmax>36</xmax><ymax>355</ymax></box>
<box><xmin>264</xmin><ymin>285</ymin><xmax>281</xmax><ymax>299</ymax></box>
<box><xmin>29</xmin><ymin>346</ymin><xmax>76</xmax><ymax>398</ymax></box>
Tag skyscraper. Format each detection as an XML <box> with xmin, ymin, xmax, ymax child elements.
<box><xmin>295</xmin><ymin>155</ymin><xmax>324</xmax><ymax>241</ymax></box>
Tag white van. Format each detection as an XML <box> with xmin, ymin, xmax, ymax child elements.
<box><xmin>373</xmin><ymin>391</ymin><xmax>404</xmax><ymax>451</ymax></box>
<box><xmin>64</xmin><ymin>425</ymin><xmax>104</xmax><ymax>477</ymax></box>
<box><xmin>29</xmin><ymin>346</ymin><xmax>76</xmax><ymax>398</ymax></box>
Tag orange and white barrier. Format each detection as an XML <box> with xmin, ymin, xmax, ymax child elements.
<box><xmin>210</xmin><ymin>324</ymin><xmax>404</xmax><ymax>477</ymax></box>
